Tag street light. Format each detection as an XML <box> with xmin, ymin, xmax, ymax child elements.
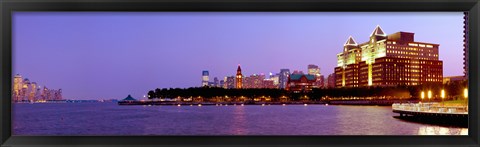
<box><xmin>441</xmin><ymin>89</ymin><xmax>445</xmax><ymax>106</ymax></box>
<box><xmin>421</xmin><ymin>91</ymin><xmax>425</xmax><ymax>101</ymax></box>
<box><xmin>427</xmin><ymin>90</ymin><xmax>432</xmax><ymax>102</ymax></box>
<box><xmin>441</xmin><ymin>89</ymin><xmax>445</xmax><ymax>99</ymax></box>
<box><xmin>464</xmin><ymin>88</ymin><xmax>468</xmax><ymax>111</ymax></box>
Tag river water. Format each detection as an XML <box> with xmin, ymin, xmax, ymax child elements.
<box><xmin>12</xmin><ymin>102</ymin><xmax>468</xmax><ymax>135</ymax></box>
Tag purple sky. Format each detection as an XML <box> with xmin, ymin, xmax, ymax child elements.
<box><xmin>13</xmin><ymin>12</ymin><xmax>464</xmax><ymax>100</ymax></box>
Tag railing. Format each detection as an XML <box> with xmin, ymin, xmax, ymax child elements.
<box><xmin>392</xmin><ymin>103</ymin><xmax>468</xmax><ymax>114</ymax></box>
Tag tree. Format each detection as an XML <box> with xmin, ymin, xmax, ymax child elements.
<box><xmin>147</xmin><ymin>90</ymin><xmax>155</xmax><ymax>99</ymax></box>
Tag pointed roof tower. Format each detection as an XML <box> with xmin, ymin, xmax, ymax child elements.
<box><xmin>237</xmin><ymin>64</ymin><xmax>242</xmax><ymax>72</ymax></box>
<box><xmin>370</xmin><ymin>25</ymin><xmax>387</xmax><ymax>37</ymax></box>
<box><xmin>344</xmin><ymin>36</ymin><xmax>358</xmax><ymax>46</ymax></box>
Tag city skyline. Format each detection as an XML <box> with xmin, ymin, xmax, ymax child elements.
<box><xmin>13</xmin><ymin>12</ymin><xmax>464</xmax><ymax>100</ymax></box>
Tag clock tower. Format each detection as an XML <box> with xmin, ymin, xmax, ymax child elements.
<box><xmin>236</xmin><ymin>65</ymin><xmax>243</xmax><ymax>89</ymax></box>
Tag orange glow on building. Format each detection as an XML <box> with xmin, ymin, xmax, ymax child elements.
<box><xmin>335</xmin><ymin>26</ymin><xmax>443</xmax><ymax>87</ymax></box>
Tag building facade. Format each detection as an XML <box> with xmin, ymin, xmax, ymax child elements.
<box><xmin>335</xmin><ymin>25</ymin><xmax>443</xmax><ymax>88</ymax></box>
<box><xmin>286</xmin><ymin>74</ymin><xmax>316</xmax><ymax>92</ymax></box>
<box><xmin>443</xmin><ymin>76</ymin><xmax>467</xmax><ymax>84</ymax></box>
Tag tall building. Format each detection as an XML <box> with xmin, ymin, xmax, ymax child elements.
<box><xmin>22</xmin><ymin>78</ymin><xmax>32</xmax><ymax>101</ymax></box>
<box><xmin>202</xmin><ymin>70</ymin><xmax>209</xmax><ymax>87</ymax></box>
<box><xmin>13</xmin><ymin>74</ymin><xmax>23</xmax><ymax>101</ymax></box>
<box><xmin>219</xmin><ymin>80</ymin><xmax>224</xmax><ymax>88</ymax></box>
<box><xmin>327</xmin><ymin>73</ymin><xmax>336</xmax><ymax>88</ymax></box>
<box><xmin>318</xmin><ymin>75</ymin><xmax>325</xmax><ymax>88</ymax></box>
<box><xmin>334</xmin><ymin>25</ymin><xmax>443</xmax><ymax>88</ymax></box>
<box><xmin>464</xmin><ymin>12</ymin><xmax>469</xmax><ymax>79</ymax></box>
<box><xmin>269</xmin><ymin>73</ymin><xmax>280</xmax><ymax>88</ymax></box>
<box><xmin>308</xmin><ymin>64</ymin><xmax>320</xmax><ymax>75</ymax></box>
<box><xmin>225</xmin><ymin>76</ymin><xmax>236</xmax><ymax>89</ymax></box>
<box><xmin>29</xmin><ymin>82</ymin><xmax>38</xmax><ymax>101</ymax></box>
<box><xmin>279</xmin><ymin>69</ymin><xmax>290</xmax><ymax>89</ymax></box>
<box><xmin>236</xmin><ymin>65</ymin><xmax>243</xmax><ymax>88</ymax></box>
<box><xmin>213</xmin><ymin>77</ymin><xmax>219</xmax><ymax>87</ymax></box>
<box><xmin>308</xmin><ymin>64</ymin><xmax>323</xmax><ymax>88</ymax></box>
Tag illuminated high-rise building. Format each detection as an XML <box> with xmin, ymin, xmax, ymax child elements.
<box><xmin>279</xmin><ymin>69</ymin><xmax>290</xmax><ymax>89</ymax></box>
<box><xmin>308</xmin><ymin>64</ymin><xmax>320</xmax><ymax>76</ymax></box>
<box><xmin>202</xmin><ymin>70</ymin><xmax>209</xmax><ymax>87</ymax></box>
<box><xmin>225</xmin><ymin>76</ymin><xmax>235</xmax><ymax>89</ymax></box>
<box><xmin>308</xmin><ymin>64</ymin><xmax>323</xmax><ymax>88</ymax></box>
<box><xmin>243</xmin><ymin>74</ymin><xmax>265</xmax><ymax>88</ymax></box>
<box><xmin>13</xmin><ymin>74</ymin><xmax>23</xmax><ymax>102</ymax></box>
<box><xmin>335</xmin><ymin>25</ymin><xmax>443</xmax><ymax>87</ymax></box>
<box><xmin>236</xmin><ymin>65</ymin><xmax>243</xmax><ymax>88</ymax></box>
<box><xmin>22</xmin><ymin>78</ymin><xmax>31</xmax><ymax>101</ymax></box>
<box><xmin>335</xmin><ymin>35</ymin><xmax>361</xmax><ymax>87</ymax></box>
<box><xmin>269</xmin><ymin>73</ymin><xmax>280</xmax><ymax>88</ymax></box>
<box><xmin>29</xmin><ymin>82</ymin><xmax>38</xmax><ymax>101</ymax></box>
<box><xmin>12</xmin><ymin>74</ymin><xmax>63</xmax><ymax>102</ymax></box>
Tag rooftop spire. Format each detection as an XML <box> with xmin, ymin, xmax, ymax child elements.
<box><xmin>344</xmin><ymin>36</ymin><xmax>358</xmax><ymax>46</ymax></box>
<box><xmin>371</xmin><ymin>25</ymin><xmax>387</xmax><ymax>37</ymax></box>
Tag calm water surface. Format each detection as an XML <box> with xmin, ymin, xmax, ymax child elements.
<box><xmin>13</xmin><ymin>103</ymin><xmax>468</xmax><ymax>135</ymax></box>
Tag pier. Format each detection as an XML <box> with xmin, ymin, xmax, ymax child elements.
<box><xmin>392</xmin><ymin>103</ymin><xmax>468</xmax><ymax>127</ymax></box>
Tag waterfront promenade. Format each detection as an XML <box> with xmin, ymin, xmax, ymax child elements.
<box><xmin>392</xmin><ymin>103</ymin><xmax>468</xmax><ymax>127</ymax></box>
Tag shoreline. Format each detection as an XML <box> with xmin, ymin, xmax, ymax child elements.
<box><xmin>117</xmin><ymin>99</ymin><xmax>420</xmax><ymax>106</ymax></box>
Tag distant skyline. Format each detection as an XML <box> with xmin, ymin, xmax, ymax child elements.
<box><xmin>13</xmin><ymin>12</ymin><xmax>464</xmax><ymax>100</ymax></box>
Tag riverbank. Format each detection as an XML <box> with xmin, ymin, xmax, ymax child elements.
<box><xmin>118</xmin><ymin>99</ymin><xmax>424</xmax><ymax>106</ymax></box>
<box><xmin>118</xmin><ymin>101</ymin><xmax>327</xmax><ymax>105</ymax></box>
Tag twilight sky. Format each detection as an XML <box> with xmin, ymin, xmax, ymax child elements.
<box><xmin>13</xmin><ymin>12</ymin><xmax>464</xmax><ymax>100</ymax></box>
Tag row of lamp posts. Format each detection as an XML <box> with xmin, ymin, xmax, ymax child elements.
<box><xmin>420</xmin><ymin>88</ymin><xmax>468</xmax><ymax>109</ymax></box>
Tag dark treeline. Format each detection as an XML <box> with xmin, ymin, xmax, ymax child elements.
<box><xmin>147</xmin><ymin>80</ymin><xmax>467</xmax><ymax>101</ymax></box>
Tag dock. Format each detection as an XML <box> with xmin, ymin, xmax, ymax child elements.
<box><xmin>392</xmin><ymin>103</ymin><xmax>468</xmax><ymax>127</ymax></box>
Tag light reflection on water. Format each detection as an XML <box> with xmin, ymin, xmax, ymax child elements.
<box><xmin>231</xmin><ymin>105</ymin><xmax>247</xmax><ymax>135</ymax></box>
<box><xmin>13</xmin><ymin>103</ymin><xmax>468</xmax><ymax>135</ymax></box>
<box><xmin>418</xmin><ymin>126</ymin><xmax>468</xmax><ymax>135</ymax></box>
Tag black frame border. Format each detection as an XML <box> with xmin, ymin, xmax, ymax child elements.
<box><xmin>1</xmin><ymin>0</ymin><xmax>479</xmax><ymax>147</ymax></box>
